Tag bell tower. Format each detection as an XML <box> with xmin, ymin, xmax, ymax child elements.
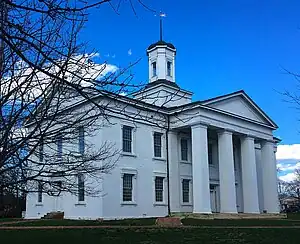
<box><xmin>133</xmin><ymin>14</ymin><xmax>193</xmax><ymax>107</ymax></box>
<box><xmin>147</xmin><ymin>14</ymin><xmax>176</xmax><ymax>83</ymax></box>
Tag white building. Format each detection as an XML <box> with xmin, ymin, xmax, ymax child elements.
<box><xmin>25</xmin><ymin>37</ymin><xmax>280</xmax><ymax>220</ymax></box>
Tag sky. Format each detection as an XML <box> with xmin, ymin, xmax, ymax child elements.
<box><xmin>79</xmin><ymin>0</ymin><xmax>300</xmax><ymax>181</ymax></box>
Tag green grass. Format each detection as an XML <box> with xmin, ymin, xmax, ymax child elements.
<box><xmin>3</xmin><ymin>218</ymin><xmax>157</xmax><ymax>226</ymax></box>
<box><xmin>0</xmin><ymin>218</ymin><xmax>19</xmax><ymax>222</ymax></box>
<box><xmin>181</xmin><ymin>218</ymin><xmax>300</xmax><ymax>226</ymax></box>
<box><xmin>0</xmin><ymin>228</ymin><xmax>299</xmax><ymax>244</ymax></box>
<box><xmin>287</xmin><ymin>212</ymin><xmax>300</xmax><ymax>220</ymax></box>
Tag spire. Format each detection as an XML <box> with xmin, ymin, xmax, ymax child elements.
<box><xmin>159</xmin><ymin>12</ymin><xmax>166</xmax><ymax>41</ymax></box>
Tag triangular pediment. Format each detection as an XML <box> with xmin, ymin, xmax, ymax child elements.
<box><xmin>201</xmin><ymin>91</ymin><xmax>277</xmax><ymax>128</ymax></box>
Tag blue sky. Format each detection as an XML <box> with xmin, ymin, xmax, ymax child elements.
<box><xmin>80</xmin><ymin>0</ymin><xmax>300</xmax><ymax>180</ymax></box>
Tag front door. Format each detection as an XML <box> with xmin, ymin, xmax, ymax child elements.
<box><xmin>52</xmin><ymin>181</ymin><xmax>63</xmax><ymax>212</ymax></box>
<box><xmin>210</xmin><ymin>185</ymin><xmax>217</xmax><ymax>213</ymax></box>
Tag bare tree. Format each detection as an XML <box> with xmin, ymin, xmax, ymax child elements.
<box><xmin>0</xmin><ymin>0</ymin><xmax>155</xmax><ymax>210</ymax></box>
<box><xmin>0</xmin><ymin>1</ymin><xmax>193</xmax><ymax>217</ymax></box>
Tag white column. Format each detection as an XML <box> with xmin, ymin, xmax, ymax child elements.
<box><xmin>218</xmin><ymin>130</ymin><xmax>237</xmax><ymax>213</ymax></box>
<box><xmin>240</xmin><ymin>136</ymin><xmax>260</xmax><ymax>213</ymax></box>
<box><xmin>168</xmin><ymin>131</ymin><xmax>180</xmax><ymax>212</ymax></box>
<box><xmin>191</xmin><ymin>124</ymin><xmax>211</xmax><ymax>213</ymax></box>
<box><xmin>261</xmin><ymin>140</ymin><xmax>279</xmax><ymax>213</ymax></box>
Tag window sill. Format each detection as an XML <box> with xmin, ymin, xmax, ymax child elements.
<box><xmin>75</xmin><ymin>202</ymin><xmax>86</xmax><ymax>206</ymax></box>
<box><xmin>121</xmin><ymin>202</ymin><xmax>137</xmax><ymax>206</ymax></box>
<box><xmin>153</xmin><ymin>203</ymin><xmax>168</xmax><ymax>207</ymax></box>
<box><xmin>121</xmin><ymin>152</ymin><xmax>137</xmax><ymax>158</ymax></box>
<box><xmin>152</xmin><ymin>157</ymin><xmax>166</xmax><ymax>162</ymax></box>
<box><xmin>35</xmin><ymin>203</ymin><xmax>43</xmax><ymax>206</ymax></box>
<box><xmin>180</xmin><ymin>160</ymin><xmax>191</xmax><ymax>164</ymax></box>
<box><xmin>181</xmin><ymin>203</ymin><xmax>193</xmax><ymax>207</ymax></box>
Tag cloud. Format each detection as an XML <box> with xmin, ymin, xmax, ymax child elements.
<box><xmin>279</xmin><ymin>172</ymin><xmax>297</xmax><ymax>182</ymax></box>
<box><xmin>128</xmin><ymin>49</ymin><xmax>132</xmax><ymax>56</ymax></box>
<box><xmin>276</xmin><ymin>144</ymin><xmax>300</xmax><ymax>160</ymax></box>
<box><xmin>277</xmin><ymin>162</ymin><xmax>300</xmax><ymax>172</ymax></box>
<box><xmin>2</xmin><ymin>53</ymin><xmax>118</xmax><ymax>100</ymax></box>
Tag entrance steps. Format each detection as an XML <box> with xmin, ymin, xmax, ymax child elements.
<box><xmin>41</xmin><ymin>211</ymin><xmax>64</xmax><ymax>219</ymax></box>
<box><xmin>171</xmin><ymin>212</ymin><xmax>287</xmax><ymax>219</ymax></box>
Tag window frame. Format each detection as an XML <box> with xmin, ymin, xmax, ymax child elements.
<box><xmin>78</xmin><ymin>173</ymin><xmax>85</xmax><ymax>202</ymax></box>
<box><xmin>208</xmin><ymin>142</ymin><xmax>213</xmax><ymax>165</ymax></box>
<box><xmin>153</xmin><ymin>173</ymin><xmax>167</xmax><ymax>206</ymax></box>
<box><xmin>153</xmin><ymin>132</ymin><xmax>163</xmax><ymax>158</ymax></box>
<box><xmin>78</xmin><ymin>126</ymin><xmax>85</xmax><ymax>155</ymax></box>
<box><xmin>56</xmin><ymin>134</ymin><xmax>63</xmax><ymax>159</ymax></box>
<box><xmin>167</xmin><ymin>61</ymin><xmax>172</xmax><ymax>77</ymax></box>
<box><xmin>152</xmin><ymin>61</ymin><xmax>157</xmax><ymax>77</ymax></box>
<box><xmin>39</xmin><ymin>140</ymin><xmax>44</xmax><ymax>162</ymax></box>
<box><xmin>121</xmin><ymin>170</ymin><xmax>137</xmax><ymax>205</ymax></box>
<box><xmin>37</xmin><ymin>181</ymin><xmax>43</xmax><ymax>203</ymax></box>
<box><xmin>180</xmin><ymin>138</ymin><xmax>188</xmax><ymax>162</ymax></box>
<box><xmin>180</xmin><ymin>177</ymin><xmax>192</xmax><ymax>206</ymax></box>
<box><xmin>122</xmin><ymin>125</ymin><xmax>134</xmax><ymax>155</ymax></box>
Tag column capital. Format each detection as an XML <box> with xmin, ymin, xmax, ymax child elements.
<box><xmin>240</xmin><ymin>134</ymin><xmax>256</xmax><ymax>141</ymax></box>
<box><xmin>217</xmin><ymin>129</ymin><xmax>233</xmax><ymax>136</ymax></box>
<box><xmin>191</xmin><ymin>123</ymin><xmax>209</xmax><ymax>130</ymax></box>
<box><xmin>168</xmin><ymin>130</ymin><xmax>178</xmax><ymax>135</ymax></box>
<box><xmin>261</xmin><ymin>139</ymin><xmax>275</xmax><ymax>146</ymax></box>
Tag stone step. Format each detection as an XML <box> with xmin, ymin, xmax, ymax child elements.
<box><xmin>41</xmin><ymin>211</ymin><xmax>64</xmax><ymax>219</ymax></box>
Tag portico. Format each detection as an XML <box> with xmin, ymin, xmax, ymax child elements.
<box><xmin>190</xmin><ymin>123</ymin><xmax>279</xmax><ymax>214</ymax></box>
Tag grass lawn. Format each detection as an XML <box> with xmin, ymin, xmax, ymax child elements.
<box><xmin>3</xmin><ymin>217</ymin><xmax>300</xmax><ymax>227</ymax></box>
<box><xmin>2</xmin><ymin>218</ymin><xmax>157</xmax><ymax>226</ymax></box>
<box><xmin>0</xmin><ymin>218</ymin><xmax>20</xmax><ymax>222</ymax></box>
<box><xmin>0</xmin><ymin>228</ymin><xmax>299</xmax><ymax>244</ymax></box>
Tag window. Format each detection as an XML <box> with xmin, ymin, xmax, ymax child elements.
<box><xmin>208</xmin><ymin>143</ymin><xmax>213</xmax><ymax>165</ymax></box>
<box><xmin>180</xmin><ymin>138</ymin><xmax>188</xmax><ymax>161</ymax></box>
<box><xmin>39</xmin><ymin>140</ymin><xmax>44</xmax><ymax>162</ymax></box>
<box><xmin>152</xmin><ymin>62</ymin><xmax>157</xmax><ymax>77</ymax></box>
<box><xmin>78</xmin><ymin>174</ymin><xmax>85</xmax><ymax>202</ymax></box>
<box><xmin>56</xmin><ymin>134</ymin><xmax>62</xmax><ymax>159</ymax></box>
<box><xmin>155</xmin><ymin>177</ymin><xmax>164</xmax><ymax>202</ymax></box>
<box><xmin>122</xmin><ymin>126</ymin><xmax>133</xmax><ymax>153</ymax></box>
<box><xmin>182</xmin><ymin>179</ymin><xmax>190</xmax><ymax>203</ymax></box>
<box><xmin>38</xmin><ymin>181</ymin><xmax>43</xmax><ymax>203</ymax></box>
<box><xmin>122</xmin><ymin>174</ymin><xmax>133</xmax><ymax>202</ymax></box>
<box><xmin>78</xmin><ymin>126</ymin><xmax>84</xmax><ymax>155</ymax></box>
<box><xmin>167</xmin><ymin>61</ymin><xmax>172</xmax><ymax>77</ymax></box>
<box><xmin>153</xmin><ymin>132</ymin><xmax>162</xmax><ymax>158</ymax></box>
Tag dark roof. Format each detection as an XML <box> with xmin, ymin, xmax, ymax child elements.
<box><xmin>145</xmin><ymin>79</ymin><xmax>179</xmax><ymax>89</ymax></box>
<box><xmin>147</xmin><ymin>41</ymin><xmax>176</xmax><ymax>51</ymax></box>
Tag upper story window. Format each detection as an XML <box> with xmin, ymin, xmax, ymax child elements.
<box><xmin>78</xmin><ymin>174</ymin><xmax>85</xmax><ymax>202</ymax></box>
<box><xmin>122</xmin><ymin>125</ymin><xmax>133</xmax><ymax>153</ymax></box>
<box><xmin>152</xmin><ymin>62</ymin><xmax>157</xmax><ymax>77</ymax></box>
<box><xmin>208</xmin><ymin>143</ymin><xmax>213</xmax><ymax>165</ymax></box>
<box><xmin>167</xmin><ymin>61</ymin><xmax>172</xmax><ymax>77</ymax></box>
<box><xmin>153</xmin><ymin>132</ymin><xmax>162</xmax><ymax>158</ymax></box>
<box><xmin>78</xmin><ymin>126</ymin><xmax>84</xmax><ymax>155</ymax></box>
<box><xmin>56</xmin><ymin>134</ymin><xmax>62</xmax><ymax>159</ymax></box>
<box><xmin>180</xmin><ymin>138</ymin><xmax>188</xmax><ymax>161</ymax></box>
<box><xmin>39</xmin><ymin>140</ymin><xmax>44</xmax><ymax>162</ymax></box>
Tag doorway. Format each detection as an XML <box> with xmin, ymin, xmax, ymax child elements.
<box><xmin>51</xmin><ymin>181</ymin><xmax>63</xmax><ymax>212</ymax></box>
<box><xmin>210</xmin><ymin>185</ymin><xmax>218</xmax><ymax>213</ymax></box>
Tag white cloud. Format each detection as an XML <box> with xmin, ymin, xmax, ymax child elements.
<box><xmin>276</xmin><ymin>144</ymin><xmax>300</xmax><ymax>160</ymax></box>
<box><xmin>128</xmin><ymin>49</ymin><xmax>132</xmax><ymax>56</ymax></box>
<box><xmin>279</xmin><ymin>172</ymin><xmax>297</xmax><ymax>182</ymax></box>
<box><xmin>2</xmin><ymin>53</ymin><xmax>118</xmax><ymax>101</ymax></box>
<box><xmin>277</xmin><ymin>162</ymin><xmax>300</xmax><ymax>172</ymax></box>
